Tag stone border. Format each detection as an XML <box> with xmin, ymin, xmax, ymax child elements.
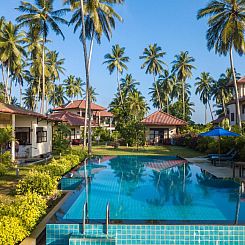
<box><xmin>20</xmin><ymin>190</ymin><xmax>72</xmax><ymax>245</ymax></box>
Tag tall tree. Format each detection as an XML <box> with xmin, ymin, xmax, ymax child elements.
<box><xmin>140</xmin><ymin>43</ymin><xmax>166</xmax><ymax>110</ymax></box>
<box><xmin>195</xmin><ymin>72</ymin><xmax>214</xmax><ymax>124</ymax></box>
<box><xmin>120</xmin><ymin>74</ymin><xmax>139</xmax><ymax>98</ymax></box>
<box><xmin>67</xmin><ymin>0</ymin><xmax>124</xmax><ymax>155</ymax></box>
<box><xmin>103</xmin><ymin>44</ymin><xmax>129</xmax><ymax>105</ymax></box>
<box><xmin>49</xmin><ymin>84</ymin><xmax>67</xmax><ymax>107</ymax></box>
<box><xmin>16</xmin><ymin>0</ymin><xmax>69</xmax><ymax>114</ymax></box>
<box><xmin>172</xmin><ymin>51</ymin><xmax>195</xmax><ymax>120</ymax></box>
<box><xmin>197</xmin><ymin>0</ymin><xmax>245</xmax><ymax>129</ymax></box>
<box><xmin>0</xmin><ymin>21</ymin><xmax>26</xmax><ymax>103</ymax></box>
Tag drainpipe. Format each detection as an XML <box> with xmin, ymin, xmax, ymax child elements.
<box><xmin>11</xmin><ymin>114</ymin><xmax>15</xmax><ymax>162</ymax></box>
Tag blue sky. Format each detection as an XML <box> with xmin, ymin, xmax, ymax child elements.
<box><xmin>1</xmin><ymin>0</ymin><xmax>244</xmax><ymax>123</ymax></box>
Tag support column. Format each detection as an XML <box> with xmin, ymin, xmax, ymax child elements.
<box><xmin>11</xmin><ymin>114</ymin><xmax>15</xmax><ymax>162</ymax></box>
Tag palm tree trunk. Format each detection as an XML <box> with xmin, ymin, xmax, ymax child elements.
<box><xmin>84</xmin><ymin>30</ymin><xmax>94</xmax><ymax>150</ymax></box>
<box><xmin>222</xmin><ymin>98</ymin><xmax>227</xmax><ymax>117</ymax></box>
<box><xmin>20</xmin><ymin>82</ymin><xmax>22</xmax><ymax>107</ymax></box>
<box><xmin>182</xmin><ymin>80</ymin><xmax>185</xmax><ymax>120</ymax></box>
<box><xmin>117</xmin><ymin>68</ymin><xmax>124</xmax><ymax>106</ymax></box>
<box><xmin>154</xmin><ymin>75</ymin><xmax>162</xmax><ymax>110</ymax></box>
<box><xmin>41</xmin><ymin>37</ymin><xmax>46</xmax><ymax>114</ymax></box>
<box><xmin>167</xmin><ymin>98</ymin><xmax>169</xmax><ymax>114</ymax></box>
<box><xmin>205</xmin><ymin>104</ymin><xmax>207</xmax><ymax>125</ymax></box>
<box><xmin>229</xmin><ymin>47</ymin><xmax>242</xmax><ymax>129</ymax></box>
<box><xmin>6</xmin><ymin>61</ymin><xmax>11</xmax><ymax>104</ymax></box>
<box><xmin>1</xmin><ymin>62</ymin><xmax>7</xmax><ymax>103</ymax></box>
<box><xmin>36</xmin><ymin>76</ymin><xmax>41</xmax><ymax>112</ymax></box>
<box><xmin>208</xmin><ymin>100</ymin><xmax>214</xmax><ymax>121</ymax></box>
<box><xmin>80</xmin><ymin>0</ymin><xmax>92</xmax><ymax>155</ymax></box>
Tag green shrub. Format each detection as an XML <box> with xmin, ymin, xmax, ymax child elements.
<box><xmin>0</xmin><ymin>151</ymin><xmax>11</xmax><ymax>166</ymax></box>
<box><xmin>16</xmin><ymin>170</ymin><xmax>58</xmax><ymax>196</ymax></box>
<box><xmin>70</xmin><ymin>148</ymin><xmax>86</xmax><ymax>161</ymax></box>
<box><xmin>0</xmin><ymin>216</ymin><xmax>28</xmax><ymax>245</ymax></box>
<box><xmin>239</xmin><ymin>146</ymin><xmax>245</xmax><ymax>161</ymax></box>
<box><xmin>63</xmin><ymin>154</ymin><xmax>80</xmax><ymax>168</ymax></box>
<box><xmin>36</xmin><ymin>163</ymin><xmax>67</xmax><ymax>177</ymax></box>
<box><xmin>196</xmin><ymin>137</ymin><xmax>215</xmax><ymax>152</ymax></box>
<box><xmin>0</xmin><ymin>163</ymin><xmax>6</xmax><ymax>176</ymax></box>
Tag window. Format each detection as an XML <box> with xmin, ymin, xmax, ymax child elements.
<box><xmin>242</xmin><ymin>104</ymin><xmax>245</xmax><ymax>114</ymax></box>
<box><xmin>231</xmin><ymin>113</ymin><xmax>235</xmax><ymax>122</ymax></box>
<box><xmin>36</xmin><ymin>127</ymin><xmax>47</xmax><ymax>143</ymax></box>
<box><xmin>15</xmin><ymin>128</ymin><xmax>30</xmax><ymax>145</ymax></box>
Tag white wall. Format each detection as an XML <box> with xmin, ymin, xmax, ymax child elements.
<box><xmin>227</xmin><ymin>102</ymin><xmax>245</xmax><ymax>125</ymax></box>
<box><xmin>145</xmin><ymin>126</ymin><xmax>177</xmax><ymax>142</ymax></box>
<box><xmin>16</xmin><ymin>115</ymin><xmax>52</xmax><ymax>158</ymax></box>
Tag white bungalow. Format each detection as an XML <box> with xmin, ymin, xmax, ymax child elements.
<box><xmin>226</xmin><ymin>77</ymin><xmax>245</xmax><ymax>126</ymax></box>
<box><xmin>0</xmin><ymin>102</ymin><xmax>53</xmax><ymax>161</ymax></box>
<box><xmin>141</xmin><ymin>111</ymin><xmax>187</xmax><ymax>145</ymax></box>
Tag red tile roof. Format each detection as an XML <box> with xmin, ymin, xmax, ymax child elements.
<box><xmin>0</xmin><ymin>102</ymin><xmax>46</xmax><ymax>118</ymax></box>
<box><xmin>141</xmin><ymin>111</ymin><xmax>187</xmax><ymax>126</ymax></box>
<box><xmin>49</xmin><ymin>111</ymin><xmax>97</xmax><ymax>127</ymax></box>
<box><xmin>53</xmin><ymin>100</ymin><xmax>106</xmax><ymax>111</ymax></box>
<box><xmin>94</xmin><ymin>110</ymin><xmax>113</xmax><ymax>117</ymax></box>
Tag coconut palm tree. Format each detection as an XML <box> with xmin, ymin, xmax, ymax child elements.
<box><xmin>74</xmin><ymin>77</ymin><xmax>84</xmax><ymax>99</ymax></box>
<box><xmin>195</xmin><ymin>72</ymin><xmax>214</xmax><ymax>123</ymax></box>
<box><xmin>212</xmin><ymin>69</ymin><xmax>236</xmax><ymax>117</ymax></box>
<box><xmin>120</xmin><ymin>74</ymin><xmax>139</xmax><ymax>98</ymax></box>
<box><xmin>103</xmin><ymin>44</ymin><xmax>129</xmax><ymax>105</ymax></box>
<box><xmin>23</xmin><ymin>85</ymin><xmax>36</xmax><ymax>110</ymax></box>
<box><xmin>140</xmin><ymin>44</ymin><xmax>166</xmax><ymax>110</ymax></box>
<box><xmin>0</xmin><ymin>21</ymin><xmax>26</xmax><ymax>103</ymax></box>
<box><xmin>49</xmin><ymin>84</ymin><xmax>67</xmax><ymax>107</ymax></box>
<box><xmin>67</xmin><ymin>0</ymin><xmax>124</xmax><ymax>155</ymax></box>
<box><xmin>197</xmin><ymin>0</ymin><xmax>245</xmax><ymax>129</ymax></box>
<box><xmin>16</xmin><ymin>0</ymin><xmax>69</xmax><ymax>114</ymax></box>
<box><xmin>172</xmin><ymin>51</ymin><xmax>195</xmax><ymax>120</ymax></box>
<box><xmin>157</xmin><ymin>70</ymin><xmax>175</xmax><ymax>113</ymax></box>
<box><xmin>88</xmin><ymin>86</ymin><xmax>98</xmax><ymax>103</ymax></box>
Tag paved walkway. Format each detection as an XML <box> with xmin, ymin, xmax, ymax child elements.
<box><xmin>185</xmin><ymin>157</ymin><xmax>240</xmax><ymax>179</ymax></box>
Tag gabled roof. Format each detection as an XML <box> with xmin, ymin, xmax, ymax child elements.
<box><xmin>141</xmin><ymin>111</ymin><xmax>187</xmax><ymax>126</ymax></box>
<box><xmin>49</xmin><ymin>111</ymin><xmax>97</xmax><ymax>127</ymax></box>
<box><xmin>0</xmin><ymin>102</ymin><xmax>46</xmax><ymax>118</ymax></box>
<box><xmin>53</xmin><ymin>100</ymin><xmax>106</xmax><ymax>111</ymax></box>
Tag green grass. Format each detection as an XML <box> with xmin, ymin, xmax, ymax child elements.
<box><xmin>0</xmin><ymin>165</ymin><xmax>34</xmax><ymax>201</ymax></box>
<box><xmin>74</xmin><ymin>145</ymin><xmax>202</xmax><ymax>157</ymax></box>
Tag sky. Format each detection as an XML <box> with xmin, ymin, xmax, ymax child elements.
<box><xmin>1</xmin><ymin>0</ymin><xmax>244</xmax><ymax>123</ymax></box>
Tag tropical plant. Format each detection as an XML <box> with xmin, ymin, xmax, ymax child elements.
<box><xmin>16</xmin><ymin>0</ymin><xmax>69</xmax><ymax>114</ymax></box>
<box><xmin>197</xmin><ymin>0</ymin><xmax>245</xmax><ymax>129</ymax></box>
<box><xmin>120</xmin><ymin>74</ymin><xmax>139</xmax><ymax>97</ymax></box>
<box><xmin>67</xmin><ymin>0</ymin><xmax>124</xmax><ymax>155</ymax></box>
<box><xmin>88</xmin><ymin>86</ymin><xmax>98</xmax><ymax>103</ymax></box>
<box><xmin>64</xmin><ymin>75</ymin><xmax>84</xmax><ymax>99</ymax></box>
<box><xmin>103</xmin><ymin>44</ymin><xmax>129</xmax><ymax>105</ymax></box>
<box><xmin>172</xmin><ymin>51</ymin><xmax>195</xmax><ymax>120</ymax></box>
<box><xmin>0</xmin><ymin>21</ymin><xmax>26</xmax><ymax>104</ymax></box>
<box><xmin>140</xmin><ymin>43</ymin><xmax>166</xmax><ymax>110</ymax></box>
<box><xmin>195</xmin><ymin>72</ymin><xmax>214</xmax><ymax>123</ymax></box>
<box><xmin>49</xmin><ymin>85</ymin><xmax>67</xmax><ymax>107</ymax></box>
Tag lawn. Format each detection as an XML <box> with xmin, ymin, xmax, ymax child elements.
<box><xmin>0</xmin><ymin>165</ymin><xmax>34</xmax><ymax>201</ymax></box>
<box><xmin>74</xmin><ymin>145</ymin><xmax>202</xmax><ymax>157</ymax></box>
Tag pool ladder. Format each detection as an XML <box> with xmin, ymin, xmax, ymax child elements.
<box><xmin>82</xmin><ymin>201</ymin><xmax>110</xmax><ymax>235</ymax></box>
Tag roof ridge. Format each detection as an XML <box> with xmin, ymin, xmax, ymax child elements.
<box><xmin>159</xmin><ymin>110</ymin><xmax>187</xmax><ymax>123</ymax></box>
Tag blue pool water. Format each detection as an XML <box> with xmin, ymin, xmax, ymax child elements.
<box><xmin>57</xmin><ymin>155</ymin><xmax>245</xmax><ymax>224</ymax></box>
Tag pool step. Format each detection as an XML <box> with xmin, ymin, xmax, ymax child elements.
<box><xmin>69</xmin><ymin>234</ymin><xmax>116</xmax><ymax>245</ymax></box>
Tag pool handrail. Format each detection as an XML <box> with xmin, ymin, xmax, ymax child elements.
<box><xmin>83</xmin><ymin>201</ymin><xmax>88</xmax><ymax>234</ymax></box>
<box><xmin>106</xmin><ymin>202</ymin><xmax>110</xmax><ymax>235</ymax></box>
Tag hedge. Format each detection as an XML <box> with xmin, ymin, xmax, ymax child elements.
<box><xmin>0</xmin><ymin>150</ymin><xmax>86</xmax><ymax>245</ymax></box>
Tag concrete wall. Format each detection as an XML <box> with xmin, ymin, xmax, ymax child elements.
<box><xmin>15</xmin><ymin>115</ymin><xmax>52</xmax><ymax>158</ymax></box>
<box><xmin>227</xmin><ymin>102</ymin><xmax>245</xmax><ymax>126</ymax></box>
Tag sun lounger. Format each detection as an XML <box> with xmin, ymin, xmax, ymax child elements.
<box><xmin>209</xmin><ymin>151</ymin><xmax>238</xmax><ymax>166</ymax></box>
<box><xmin>208</xmin><ymin>148</ymin><xmax>235</xmax><ymax>159</ymax></box>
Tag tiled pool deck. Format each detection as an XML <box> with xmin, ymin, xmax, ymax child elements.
<box><xmin>46</xmin><ymin>224</ymin><xmax>245</xmax><ymax>245</ymax></box>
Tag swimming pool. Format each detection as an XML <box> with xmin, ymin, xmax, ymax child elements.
<box><xmin>56</xmin><ymin>155</ymin><xmax>245</xmax><ymax>225</ymax></box>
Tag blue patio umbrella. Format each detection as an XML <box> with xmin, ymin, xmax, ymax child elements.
<box><xmin>199</xmin><ymin>127</ymin><xmax>240</xmax><ymax>162</ymax></box>
<box><xmin>199</xmin><ymin>127</ymin><xmax>240</xmax><ymax>137</ymax></box>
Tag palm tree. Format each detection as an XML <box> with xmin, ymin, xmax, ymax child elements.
<box><xmin>140</xmin><ymin>43</ymin><xmax>166</xmax><ymax>110</ymax></box>
<box><xmin>64</xmin><ymin>75</ymin><xmax>84</xmax><ymax>100</ymax></box>
<box><xmin>49</xmin><ymin>85</ymin><xmax>67</xmax><ymax>107</ymax></box>
<box><xmin>120</xmin><ymin>74</ymin><xmax>139</xmax><ymax>98</ymax></box>
<box><xmin>67</xmin><ymin>0</ymin><xmax>124</xmax><ymax>155</ymax></box>
<box><xmin>127</xmin><ymin>91</ymin><xmax>148</xmax><ymax>120</ymax></box>
<box><xmin>16</xmin><ymin>0</ymin><xmax>69</xmax><ymax>114</ymax></box>
<box><xmin>103</xmin><ymin>44</ymin><xmax>129</xmax><ymax>105</ymax></box>
<box><xmin>74</xmin><ymin>77</ymin><xmax>84</xmax><ymax>99</ymax></box>
<box><xmin>157</xmin><ymin>70</ymin><xmax>175</xmax><ymax>113</ymax></box>
<box><xmin>195</xmin><ymin>72</ymin><xmax>214</xmax><ymax>123</ymax></box>
<box><xmin>23</xmin><ymin>85</ymin><xmax>36</xmax><ymax>110</ymax></box>
<box><xmin>172</xmin><ymin>51</ymin><xmax>195</xmax><ymax>120</ymax></box>
<box><xmin>88</xmin><ymin>86</ymin><xmax>98</xmax><ymax>103</ymax></box>
<box><xmin>0</xmin><ymin>21</ymin><xmax>26</xmax><ymax>103</ymax></box>
<box><xmin>197</xmin><ymin>0</ymin><xmax>245</xmax><ymax>129</ymax></box>
<box><xmin>212</xmin><ymin>69</ymin><xmax>235</xmax><ymax>117</ymax></box>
